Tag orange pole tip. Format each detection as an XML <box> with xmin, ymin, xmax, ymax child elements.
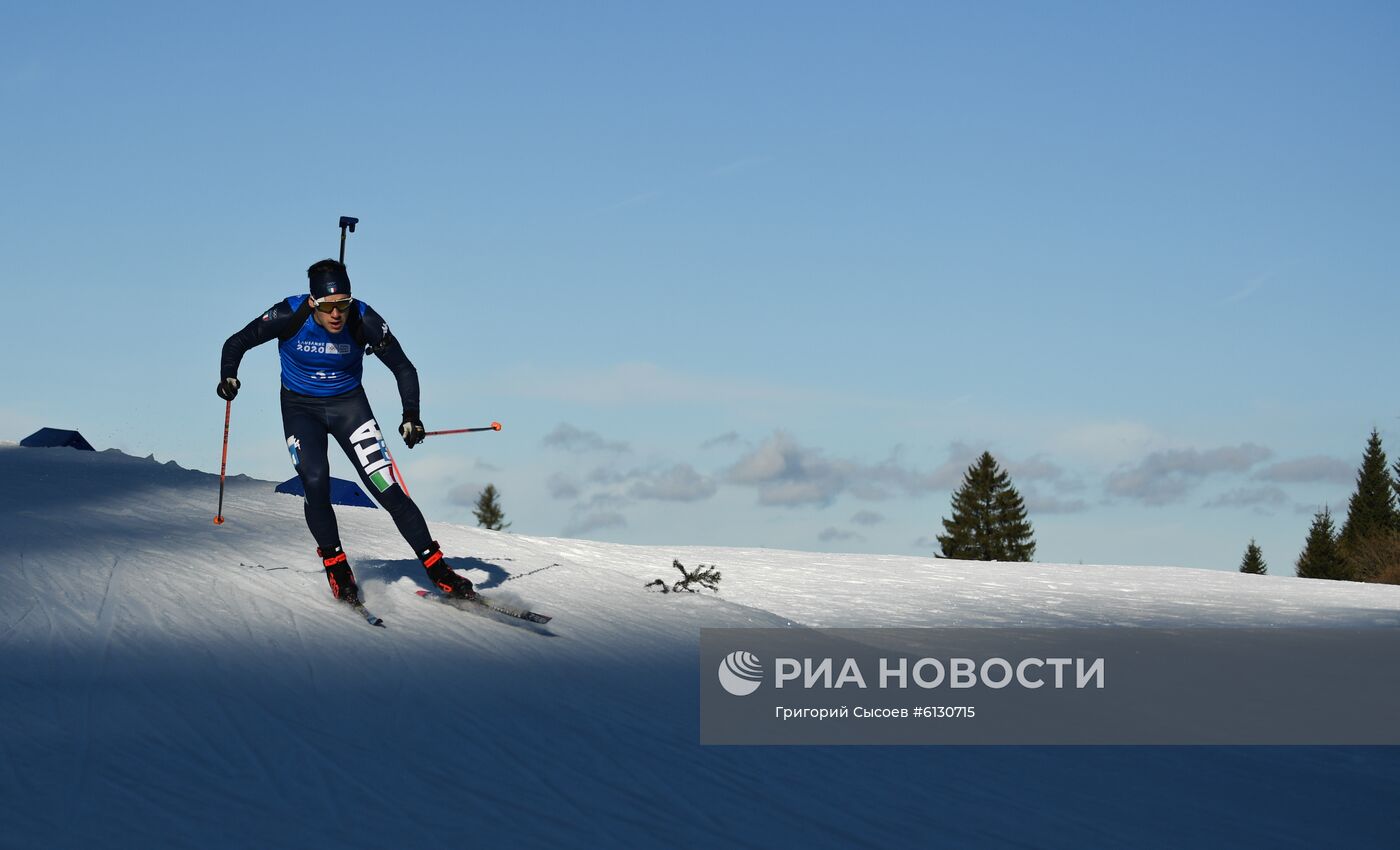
<box><xmin>491</xmin><ymin>421</ymin><xmax>502</xmax><ymax>431</ymax></box>
<box><xmin>214</xmin><ymin>516</ymin><xmax>225</xmax><ymax>525</ymax></box>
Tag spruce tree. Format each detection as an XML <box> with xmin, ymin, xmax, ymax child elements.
<box><xmin>936</xmin><ymin>451</ymin><xmax>1036</xmax><ymax>561</ymax></box>
<box><xmin>1392</xmin><ymin>454</ymin><xmax>1400</xmax><ymax>519</ymax></box>
<box><xmin>1339</xmin><ymin>429</ymin><xmax>1397</xmax><ymax>573</ymax></box>
<box><xmin>473</xmin><ymin>484</ymin><xmax>511</xmax><ymax>531</ymax></box>
<box><xmin>1295</xmin><ymin>507</ymin><xmax>1346</xmax><ymax>580</ymax></box>
<box><xmin>1239</xmin><ymin>539</ymin><xmax>1267</xmax><ymax>575</ymax></box>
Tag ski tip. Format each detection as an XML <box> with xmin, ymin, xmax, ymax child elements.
<box><xmin>349</xmin><ymin>602</ymin><xmax>386</xmax><ymax>628</ymax></box>
<box><xmin>415</xmin><ymin>589</ymin><xmax>431</xmax><ymax>598</ymax></box>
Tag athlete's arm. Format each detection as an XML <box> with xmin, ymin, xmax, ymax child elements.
<box><xmin>220</xmin><ymin>300</ymin><xmax>300</xmax><ymax>381</ymax></box>
<box><xmin>360</xmin><ymin>305</ymin><xmax>422</xmax><ymax>416</ymax></box>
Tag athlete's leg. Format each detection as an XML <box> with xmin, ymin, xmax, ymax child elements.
<box><xmin>281</xmin><ymin>391</ymin><xmax>340</xmax><ymax>550</ymax></box>
<box><xmin>325</xmin><ymin>389</ymin><xmax>433</xmax><ymax>553</ymax></box>
<box><xmin>324</xmin><ymin>390</ymin><xmax>476</xmax><ymax>598</ymax></box>
<box><xmin>283</xmin><ymin>391</ymin><xmax>360</xmax><ymax>600</ymax></box>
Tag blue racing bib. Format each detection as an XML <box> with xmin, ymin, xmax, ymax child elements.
<box><xmin>276</xmin><ymin>295</ymin><xmax>368</xmax><ymax>396</ymax></box>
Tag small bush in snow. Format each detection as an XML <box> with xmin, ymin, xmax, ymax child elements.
<box><xmin>645</xmin><ymin>559</ymin><xmax>721</xmax><ymax>594</ymax></box>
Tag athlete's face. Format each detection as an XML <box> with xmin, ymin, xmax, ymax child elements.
<box><xmin>312</xmin><ymin>296</ymin><xmax>353</xmax><ymax>333</ymax></box>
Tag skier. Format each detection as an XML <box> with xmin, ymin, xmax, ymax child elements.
<box><xmin>217</xmin><ymin>259</ymin><xmax>476</xmax><ymax>606</ymax></box>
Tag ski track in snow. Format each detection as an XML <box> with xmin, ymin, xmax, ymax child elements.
<box><xmin>3</xmin><ymin>445</ymin><xmax>1399</xmax><ymax>848</ymax></box>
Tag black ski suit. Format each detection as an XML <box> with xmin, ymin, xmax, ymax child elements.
<box><xmin>220</xmin><ymin>295</ymin><xmax>433</xmax><ymax>553</ymax></box>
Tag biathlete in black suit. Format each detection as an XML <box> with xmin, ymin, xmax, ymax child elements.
<box><xmin>218</xmin><ymin>259</ymin><xmax>475</xmax><ymax>604</ymax></box>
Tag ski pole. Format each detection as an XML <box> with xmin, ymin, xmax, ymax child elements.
<box><xmin>338</xmin><ymin>215</ymin><xmax>358</xmax><ymax>264</ymax></box>
<box><xmin>386</xmin><ymin>447</ymin><xmax>411</xmax><ymax>498</ymax></box>
<box><xmin>424</xmin><ymin>422</ymin><xmax>503</xmax><ymax>437</ymax></box>
<box><xmin>376</xmin><ymin>429</ymin><xmax>412</xmax><ymax>497</ymax></box>
<box><xmin>214</xmin><ymin>399</ymin><xmax>231</xmax><ymax>525</ymax></box>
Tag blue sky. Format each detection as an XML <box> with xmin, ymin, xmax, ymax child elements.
<box><xmin>4</xmin><ymin>1</ymin><xmax>1399</xmax><ymax>571</ymax></box>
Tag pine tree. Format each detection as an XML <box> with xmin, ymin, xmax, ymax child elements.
<box><xmin>1295</xmin><ymin>507</ymin><xmax>1346</xmax><ymax>580</ymax></box>
<box><xmin>1392</xmin><ymin>454</ymin><xmax>1400</xmax><ymax>517</ymax></box>
<box><xmin>1239</xmin><ymin>539</ymin><xmax>1267</xmax><ymax>575</ymax></box>
<box><xmin>473</xmin><ymin>484</ymin><xmax>511</xmax><ymax>531</ymax></box>
<box><xmin>936</xmin><ymin>451</ymin><xmax>1036</xmax><ymax>561</ymax></box>
<box><xmin>1339</xmin><ymin>430</ymin><xmax>1397</xmax><ymax>573</ymax></box>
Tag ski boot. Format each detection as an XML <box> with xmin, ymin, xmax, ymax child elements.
<box><xmin>420</xmin><ymin>541</ymin><xmax>476</xmax><ymax>599</ymax></box>
<box><xmin>318</xmin><ymin>545</ymin><xmax>361</xmax><ymax>605</ymax></box>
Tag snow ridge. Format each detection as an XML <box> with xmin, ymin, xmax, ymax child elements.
<box><xmin>3</xmin><ymin>446</ymin><xmax>1397</xmax><ymax>848</ymax></box>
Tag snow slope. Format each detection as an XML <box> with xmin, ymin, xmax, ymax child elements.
<box><xmin>3</xmin><ymin>445</ymin><xmax>1398</xmax><ymax>848</ymax></box>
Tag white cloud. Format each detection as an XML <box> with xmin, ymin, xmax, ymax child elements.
<box><xmin>567</xmin><ymin>463</ymin><xmax>718</xmax><ymax>503</ymax></box>
<box><xmin>1106</xmin><ymin>444</ymin><xmax>1274</xmax><ymax>506</ymax></box>
<box><xmin>541</xmin><ymin>423</ymin><xmax>630</xmax><ymax>454</ymax></box>
<box><xmin>575</xmin><ymin>492</ymin><xmax>629</xmax><ymax>512</ymax></box>
<box><xmin>627</xmin><ymin>464</ymin><xmax>717</xmax><ymax>502</ymax></box>
<box><xmin>1023</xmin><ymin>491</ymin><xmax>1089</xmax><ymax>515</ymax></box>
<box><xmin>1254</xmin><ymin>456</ymin><xmax>1352</xmax><ymax>486</ymax></box>
<box><xmin>726</xmin><ymin>431</ymin><xmax>853</xmax><ymax>507</ymax></box>
<box><xmin>701</xmin><ymin>431</ymin><xmax>742</xmax><ymax>450</ymax></box>
<box><xmin>725</xmin><ymin>434</ymin><xmax>1077</xmax><ymax>510</ymax></box>
<box><xmin>547</xmin><ymin>473</ymin><xmax>581</xmax><ymax>500</ymax></box>
<box><xmin>1204</xmin><ymin>486</ymin><xmax>1290</xmax><ymax>511</ymax></box>
<box><xmin>1007</xmin><ymin>455</ymin><xmax>1083</xmax><ymax>492</ymax></box>
<box><xmin>854</xmin><ymin>442</ymin><xmax>1022</xmax><ymax>498</ymax></box>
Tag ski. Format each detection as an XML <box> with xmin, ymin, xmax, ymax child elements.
<box><xmin>350</xmin><ymin>601</ymin><xmax>386</xmax><ymax>628</ymax></box>
<box><xmin>415</xmin><ymin>589</ymin><xmax>552</xmax><ymax>624</ymax></box>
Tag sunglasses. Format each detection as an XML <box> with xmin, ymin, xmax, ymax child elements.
<box><xmin>313</xmin><ymin>297</ymin><xmax>355</xmax><ymax>314</ymax></box>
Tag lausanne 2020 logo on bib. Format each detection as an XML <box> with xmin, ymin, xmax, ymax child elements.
<box><xmin>718</xmin><ymin>651</ymin><xmax>763</xmax><ymax>696</ymax></box>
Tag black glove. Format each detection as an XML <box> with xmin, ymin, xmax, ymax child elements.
<box><xmin>400</xmin><ymin>411</ymin><xmax>425</xmax><ymax>448</ymax></box>
<box><xmin>216</xmin><ymin>377</ymin><xmax>240</xmax><ymax>401</ymax></box>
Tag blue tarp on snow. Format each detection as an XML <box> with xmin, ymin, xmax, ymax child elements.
<box><xmin>275</xmin><ymin>476</ymin><xmax>377</xmax><ymax>509</ymax></box>
<box><xmin>21</xmin><ymin>428</ymin><xmax>96</xmax><ymax>451</ymax></box>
